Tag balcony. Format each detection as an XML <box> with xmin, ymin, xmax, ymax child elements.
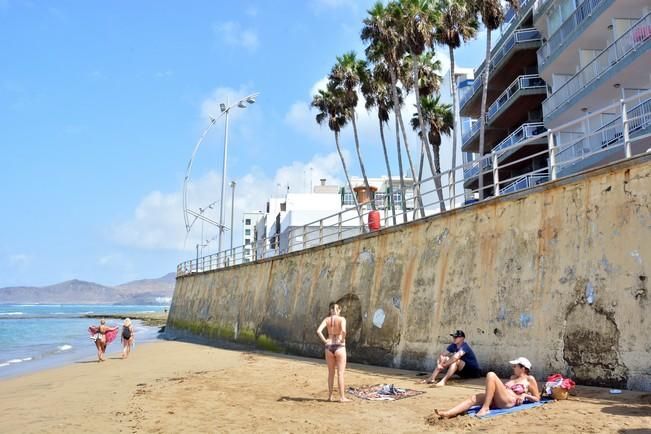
<box><xmin>463</xmin><ymin>158</ymin><xmax>492</xmax><ymax>181</ymax></box>
<box><xmin>487</xmin><ymin>75</ymin><xmax>547</xmax><ymax>122</ymax></box>
<box><xmin>462</xmin><ymin>118</ymin><xmax>480</xmax><ymax>145</ymax></box>
<box><xmin>501</xmin><ymin>174</ymin><xmax>549</xmax><ymax>194</ymax></box>
<box><xmin>537</xmin><ymin>0</ymin><xmax>610</xmax><ymax>71</ymax></box>
<box><xmin>459</xmin><ymin>28</ymin><xmax>542</xmax><ymax>111</ymax></box>
<box><xmin>493</xmin><ymin>122</ymin><xmax>546</xmax><ymax>154</ymax></box>
<box><xmin>543</xmin><ymin>13</ymin><xmax>651</xmax><ymax>120</ymax></box>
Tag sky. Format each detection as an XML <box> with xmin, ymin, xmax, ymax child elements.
<box><xmin>0</xmin><ymin>0</ymin><xmax>487</xmax><ymax>287</ymax></box>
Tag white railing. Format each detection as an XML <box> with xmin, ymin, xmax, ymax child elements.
<box><xmin>460</xmin><ymin>27</ymin><xmax>542</xmax><ymax>109</ymax></box>
<box><xmin>177</xmin><ymin>88</ymin><xmax>651</xmax><ymax>276</ymax></box>
<box><xmin>537</xmin><ymin>0</ymin><xmax>609</xmax><ymax>69</ymax></box>
<box><xmin>543</xmin><ymin>12</ymin><xmax>651</xmax><ymax>119</ymax></box>
<box><xmin>492</xmin><ymin>122</ymin><xmax>546</xmax><ymax>154</ymax></box>
<box><xmin>462</xmin><ymin>118</ymin><xmax>480</xmax><ymax>144</ymax></box>
<box><xmin>487</xmin><ymin>75</ymin><xmax>546</xmax><ymax>121</ymax></box>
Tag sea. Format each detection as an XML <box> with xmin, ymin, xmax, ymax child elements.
<box><xmin>0</xmin><ymin>304</ymin><xmax>169</xmax><ymax>379</ymax></box>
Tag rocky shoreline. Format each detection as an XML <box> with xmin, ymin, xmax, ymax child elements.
<box><xmin>83</xmin><ymin>312</ymin><xmax>168</xmax><ymax>327</ymax></box>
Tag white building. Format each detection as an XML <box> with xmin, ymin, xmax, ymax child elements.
<box><xmin>247</xmin><ymin>176</ymin><xmax>417</xmax><ymax>261</ymax></box>
<box><xmin>534</xmin><ymin>0</ymin><xmax>651</xmax><ymax>175</ymax></box>
<box><xmin>242</xmin><ymin>211</ymin><xmax>264</xmax><ymax>263</ymax></box>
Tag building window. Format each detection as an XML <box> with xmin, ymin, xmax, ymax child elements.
<box><xmin>245</xmin><ymin>229</ymin><xmax>251</xmax><ymax>235</ymax></box>
<box><xmin>245</xmin><ymin>239</ymin><xmax>250</xmax><ymax>245</ymax></box>
<box><xmin>342</xmin><ymin>192</ymin><xmax>355</xmax><ymax>206</ymax></box>
<box><xmin>374</xmin><ymin>192</ymin><xmax>387</xmax><ymax>209</ymax></box>
<box><xmin>245</xmin><ymin>218</ymin><xmax>251</xmax><ymax>225</ymax></box>
<box><xmin>392</xmin><ymin>192</ymin><xmax>402</xmax><ymax>208</ymax></box>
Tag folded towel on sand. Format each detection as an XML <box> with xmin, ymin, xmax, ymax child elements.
<box><xmin>467</xmin><ymin>398</ymin><xmax>552</xmax><ymax>419</ymax></box>
<box><xmin>347</xmin><ymin>384</ymin><xmax>425</xmax><ymax>401</ymax></box>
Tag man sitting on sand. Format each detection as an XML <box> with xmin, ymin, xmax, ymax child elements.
<box><xmin>421</xmin><ymin>330</ymin><xmax>481</xmax><ymax>386</ymax></box>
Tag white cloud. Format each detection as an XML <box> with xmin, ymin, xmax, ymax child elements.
<box><xmin>111</xmin><ymin>153</ymin><xmax>346</xmax><ymax>253</ymax></box>
<box><xmin>214</xmin><ymin>21</ymin><xmax>259</xmax><ymax>52</ymax></box>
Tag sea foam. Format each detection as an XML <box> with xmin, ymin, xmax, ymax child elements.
<box><xmin>57</xmin><ymin>345</ymin><xmax>72</xmax><ymax>352</ymax></box>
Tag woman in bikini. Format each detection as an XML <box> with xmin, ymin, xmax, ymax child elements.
<box><xmin>92</xmin><ymin>319</ymin><xmax>119</xmax><ymax>362</ymax></box>
<box><xmin>435</xmin><ymin>357</ymin><xmax>540</xmax><ymax>418</ymax></box>
<box><xmin>316</xmin><ymin>302</ymin><xmax>351</xmax><ymax>402</ymax></box>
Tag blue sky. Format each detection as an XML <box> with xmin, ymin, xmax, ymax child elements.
<box><xmin>0</xmin><ymin>0</ymin><xmax>486</xmax><ymax>287</ymax></box>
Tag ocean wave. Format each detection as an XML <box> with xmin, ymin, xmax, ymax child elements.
<box><xmin>136</xmin><ymin>311</ymin><xmax>156</xmax><ymax>314</ymax></box>
<box><xmin>7</xmin><ymin>359</ymin><xmax>24</xmax><ymax>364</ymax></box>
<box><xmin>0</xmin><ymin>363</ymin><xmax>9</xmax><ymax>368</ymax></box>
<box><xmin>0</xmin><ymin>312</ymin><xmax>24</xmax><ymax>316</ymax></box>
<box><xmin>57</xmin><ymin>345</ymin><xmax>72</xmax><ymax>352</ymax></box>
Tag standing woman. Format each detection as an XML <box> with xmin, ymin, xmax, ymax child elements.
<box><xmin>316</xmin><ymin>302</ymin><xmax>351</xmax><ymax>402</ymax></box>
<box><xmin>121</xmin><ymin>318</ymin><xmax>135</xmax><ymax>359</ymax></box>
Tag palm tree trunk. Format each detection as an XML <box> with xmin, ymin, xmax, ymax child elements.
<box><xmin>390</xmin><ymin>67</ymin><xmax>425</xmax><ymax>218</ymax></box>
<box><xmin>449</xmin><ymin>45</ymin><xmax>458</xmax><ymax>208</ymax></box>
<box><xmin>378</xmin><ymin>119</ymin><xmax>397</xmax><ymax>225</ymax></box>
<box><xmin>412</xmin><ymin>56</ymin><xmax>444</xmax><ymax>214</ymax></box>
<box><xmin>334</xmin><ymin>131</ymin><xmax>364</xmax><ymax>229</ymax></box>
<box><xmin>350</xmin><ymin>114</ymin><xmax>375</xmax><ymax>211</ymax></box>
<box><xmin>393</xmin><ymin>114</ymin><xmax>408</xmax><ymax>223</ymax></box>
<box><xmin>478</xmin><ymin>29</ymin><xmax>492</xmax><ymax>200</ymax></box>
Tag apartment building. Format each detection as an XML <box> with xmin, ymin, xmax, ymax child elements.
<box><xmin>460</xmin><ymin>0</ymin><xmax>548</xmax><ymax>196</ymax></box>
<box><xmin>534</xmin><ymin>0</ymin><xmax>651</xmax><ymax>175</ymax></box>
<box><xmin>242</xmin><ymin>211</ymin><xmax>263</xmax><ymax>262</ymax></box>
<box><xmin>461</xmin><ymin>0</ymin><xmax>650</xmax><ymax>193</ymax></box>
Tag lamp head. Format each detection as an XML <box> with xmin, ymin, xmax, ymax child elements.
<box><xmin>238</xmin><ymin>101</ymin><xmax>247</xmax><ymax>108</ymax></box>
<box><xmin>246</xmin><ymin>96</ymin><xmax>256</xmax><ymax>104</ymax></box>
<box><xmin>220</xmin><ymin>103</ymin><xmax>226</xmax><ymax>112</ymax></box>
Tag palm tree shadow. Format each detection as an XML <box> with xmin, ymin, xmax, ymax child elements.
<box><xmin>277</xmin><ymin>396</ymin><xmax>331</xmax><ymax>403</ymax></box>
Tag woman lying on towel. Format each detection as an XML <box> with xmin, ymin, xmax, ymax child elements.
<box><xmin>435</xmin><ymin>357</ymin><xmax>540</xmax><ymax>418</ymax></box>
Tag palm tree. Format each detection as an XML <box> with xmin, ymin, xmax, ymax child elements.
<box><xmin>410</xmin><ymin>95</ymin><xmax>453</xmax><ymax>212</ymax></box>
<box><xmin>361</xmin><ymin>62</ymin><xmax>401</xmax><ymax>225</ymax></box>
<box><xmin>311</xmin><ymin>87</ymin><xmax>364</xmax><ymax>225</ymax></box>
<box><xmin>397</xmin><ymin>0</ymin><xmax>441</xmax><ymax>191</ymax></box>
<box><xmin>329</xmin><ymin>52</ymin><xmax>376</xmax><ymax>211</ymax></box>
<box><xmin>469</xmin><ymin>0</ymin><xmax>519</xmax><ymax>199</ymax></box>
<box><xmin>434</xmin><ymin>0</ymin><xmax>478</xmax><ymax>206</ymax></box>
<box><xmin>362</xmin><ymin>1</ymin><xmax>421</xmax><ymax>220</ymax></box>
<box><xmin>401</xmin><ymin>51</ymin><xmax>445</xmax><ymax>212</ymax></box>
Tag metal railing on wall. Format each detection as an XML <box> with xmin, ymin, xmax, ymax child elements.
<box><xmin>177</xmin><ymin>88</ymin><xmax>651</xmax><ymax>276</ymax></box>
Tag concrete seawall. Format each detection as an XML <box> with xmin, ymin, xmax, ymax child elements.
<box><xmin>168</xmin><ymin>155</ymin><xmax>651</xmax><ymax>390</ymax></box>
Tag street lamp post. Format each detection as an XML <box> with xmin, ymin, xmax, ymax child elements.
<box><xmin>229</xmin><ymin>180</ymin><xmax>236</xmax><ymax>262</ymax></box>
<box><xmin>216</xmin><ymin>93</ymin><xmax>259</xmax><ymax>260</ymax></box>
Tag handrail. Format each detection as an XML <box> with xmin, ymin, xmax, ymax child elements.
<box><xmin>543</xmin><ymin>12</ymin><xmax>651</xmax><ymax>119</ymax></box>
<box><xmin>462</xmin><ymin>118</ymin><xmax>480</xmax><ymax>144</ymax></box>
<box><xmin>487</xmin><ymin>74</ymin><xmax>546</xmax><ymax>121</ymax></box>
<box><xmin>460</xmin><ymin>28</ymin><xmax>542</xmax><ymax>109</ymax></box>
<box><xmin>492</xmin><ymin>122</ymin><xmax>546</xmax><ymax>153</ymax></box>
<box><xmin>177</xmin><ymin>88</ymin><xmax>651</xmax><ymax>276</ymax></box>
<box><xmin>537</xmin><ymin>0</ymin><xmax>608</xmax><ymax>70</ymax></box>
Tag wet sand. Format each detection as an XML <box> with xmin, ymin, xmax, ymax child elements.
<box><xmin>1</xmin><ymin>341</ymin><xmax>649</xmax><ymax>433</ymax></box>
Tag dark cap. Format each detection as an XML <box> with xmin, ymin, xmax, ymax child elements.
<box><xmin>450</xmin><ymin>330</ymin><xmax>465</xmax><ymax>338</ymax></box>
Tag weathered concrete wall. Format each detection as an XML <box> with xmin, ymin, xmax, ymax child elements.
<box><xmin>168</xmin><ymin>155</ymin><xmax>651</xmax><ymax>390</ymax></box>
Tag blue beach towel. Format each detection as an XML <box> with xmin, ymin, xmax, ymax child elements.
<box><xmin>467</xmin><ymin>398</ymin><xmax>552</xmax><ymax>419</ymax></box>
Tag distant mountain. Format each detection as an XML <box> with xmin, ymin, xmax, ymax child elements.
<box><xmin>0</xmin><ymin>273</ymin><xmax>176</xmax><ymax>305</ymax></box>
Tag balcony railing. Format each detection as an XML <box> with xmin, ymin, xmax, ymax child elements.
<box><xmin>492</xmin><ymin>122</ymin><xmax>546</xmax><ymax>154</ymax></box>
<box><xmin>543</xmin><ymin>13</ymin><xmax>651</xmax><ymax>119</ymax></box>
<box><xmin>462</xmin><ymin>118</ymin><xmax>480</xmax><ymax>144</ymax></box>
<box><xmin>537</xmin><ymin>0</ymin><xmax>609</xmax><ymax>69</ymax></box>
<box><xmin>600</xmin><ymin>98</ymin><xmax>651</xmax><ymax>147</ymax></box>
<box><xmin>463</xmin><ymin>157</ymin><xmax>493</xmax><ymax>180</ymax></box>
<box><xmin>487</xmin><ymin>74</ymin><xmax>546</xmax><ymax>121</ymax></box>
<box><xmin>459</xmin><ymin>28</ymin><xmax>542</xmax><ymax>109</ymax></box>
<box><xmin>502</xmin><ymin>174</ymin><xmax>549</xmax><ymax>194</ymax></box>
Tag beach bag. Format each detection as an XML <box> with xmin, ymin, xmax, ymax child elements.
<box><xmin>545</xmin><ymin>374</ymin><xmax>576</xmax><ymax>400</ymax></box>
<box><xmin>122</xmin><ymin>326</ymin><xmax>132</xmax><ymax>340</ymax></box>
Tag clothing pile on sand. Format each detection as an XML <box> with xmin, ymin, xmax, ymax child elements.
<box><xmin>347</xmin><ymin>384</ymin><xmax>425</xmax><ymax>401</ymax></box>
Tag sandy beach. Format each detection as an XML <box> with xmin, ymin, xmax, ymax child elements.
<box><xmin>1</xmin><ymin>340</ymin><xmax>649</xmax><ymax>433</ymax></box>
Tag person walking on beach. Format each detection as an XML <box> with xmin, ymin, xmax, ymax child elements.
<box><xmin>435</xmin><ymin>357</ymin><xmax>540</xmax><ymax>418</ymax></box>
<box><xmin>421</xmin><ymin>330</ymin><xmax>481</xmax><ymax>386</ymax></box>
<box><xmin>316</xmin><ymin>302</ymin><xmax>351</xmax><ymax>402</ymax></box>
<box><xmin>121</xmin><ymin>318</ymin><xmax>135</xmax><ymax>359</ymax></box>
<box><xmin>90</xmin><ymin>319</ymin><xmax>119</xmax><ymax>362</ymax></box>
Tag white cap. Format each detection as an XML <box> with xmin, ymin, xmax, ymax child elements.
<box><xmin>509</xmin><ymin>357</ymin><xmax>532</xmax><ymax>370</ymax></box>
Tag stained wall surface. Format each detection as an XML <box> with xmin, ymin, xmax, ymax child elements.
<box><xmin>168</xmin><ymin>156</ymin><xmax>651</xmax><ymax>390</ymax></box>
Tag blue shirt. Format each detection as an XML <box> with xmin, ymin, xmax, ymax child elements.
<box><xmin>446</xmin><ymin>342</ymin><xmax>480</xmax><ymax>371</ymax></box>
